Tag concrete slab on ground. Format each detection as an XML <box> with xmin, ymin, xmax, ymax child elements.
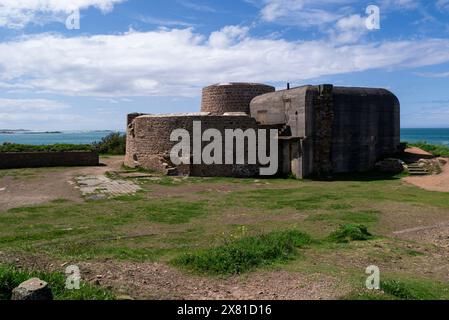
<box><xmin>75</xmin><ymin>175</ymin><xmax>141</xmax><ymax>199</ymax></box>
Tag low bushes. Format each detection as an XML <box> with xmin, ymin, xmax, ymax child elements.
<box><xmin>174</xmin><ymin>224</ymin><xmax>374</xmax><ymax>276</ymax></box>
<box><xmin>92</xmin><ymin>132</ymin><xmax>126</xmax><ymax>155</ymax></box>
<box><xmin>173</xmin><ymin>230</ymin><xmax>312</xmax><ymax>275</ymax></box>
<box><xmin>327</xmin><ymin>224</ymin><xmax>373</xmax><ymax>243</ymax></box>
<box><xmin>0</xmin><ymin>132</ymin><xmax>127</xmax><ymax>155</ymax></box>
<box><xmin>408</xmin><ymin>141</ymin><xmax>449</xmax><ymax>157</ymax></box>
<box><xmin>0</xmin><ymin>143</ymin><xmax>92</xmax><ymax>153</ymax></box>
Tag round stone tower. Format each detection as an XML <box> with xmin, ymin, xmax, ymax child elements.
<box><xmin>201</xmin><ymin>82</ymin><xmax>275</xmax><ymax>115</ymax></box>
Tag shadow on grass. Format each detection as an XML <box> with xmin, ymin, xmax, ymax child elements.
<box><xmin>309</xmin><ymin>171</ymin><xmax>403</xmax><ymax>182</ymax></box>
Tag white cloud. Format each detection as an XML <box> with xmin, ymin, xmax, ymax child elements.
<box><xmin>0</xmin><ymin>0</ymin><xmax>126</xmax><ymax>29</ymax></box>
<box><xmin>381</xmin><ymin>0</ymin><xmax>420</xmax><ymax>10</ymax></box>
<box><xmin>0</xmin><ymin>98</ymin><xmax>69</xmax><ymax>112</ymax></box>
<box><xmin>0</xmin><ymin>97</ymin><xmax>76</xmax><ymax>128</ymax></box>
<box><xmin>139</xmin><ymin>16</ymin><xmax>195</xmax><ymax>28</ymax></box>
<box><xmin>416</xmin><ymin>71</ymin><xmax>449</xmax><ymax>78</ymax></box>
<box><xmin>259</xmin><ymin>0</ymin><xmax>351</xmax><ymax>27</ymax></box>
<box><xmin>1</xmin><ymin>27</ymin><xmax>449</xmax><ymax>97</ymax></box>
<box><xmin>209</xmin><ymin>25</ymin><xmax>250</xmax><ymax>48</ymax></box>
<box><xmin>437</xmin><ymin>0</ymin><xmax>449</xmax><ymax>11</ymax></box>
<box><xmin>257</xmin><ymin>0</ymin><xmax>420</xmax><ymax>26</ymax></box>
<box><xmin>333</xmin><ymin>14</ymin><xmax>368</xmax><ymax>43</ymax></box>
<box><xmin>178</xmin><ymin>0</ymin><xmax>216</xmax><ymax>13</ymax></box>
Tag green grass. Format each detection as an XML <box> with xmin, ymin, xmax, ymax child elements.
<box><xmin>0</xmin><ymin>143</ymin><xmax>92</xmax><ymax>153</ymax></box>
<box><xmin>173</xmin><ymin>230</ymin><xmax>312</xmax><ymax>275</ymax></box>
<box><xmin>345</xmin><ymin>277</ymin><xmax>449</xmax><ymax>300</ymax></box>
<box><xmin>327</xmin><ymin>224</ymin><xmax>373</xmax><ymax>243</ymax></box>
<box><xmin>381</xmin><ymin>278</ymin><xmax>449</xmax><ymax>300</ymax></box>
<box><xmin>92</xmin><ymin>132</ymin><xmax>126</xmax><ymax>155</ymax></box>
<box><xmin>142</xmin><ymin>201</ymin><xmax>208</xmax><ymax>224</ymax></box>
<box><xmin>0</xmin><ymin>265</ymin><xmax>114</xmax><ymax>300</ymax></box>
<box><xmin>2</xmin><ymin>168</ymin><xmax>449</xmax><ymax>298</ymax></box>
<box><xmin>307</xmin><ymin>210</ymin><xmax>380</xmax><ymax>224</ymax></box>
<box><xmin>408</xmin><ymin>141</ymin><xmax>449</xmax><ymax>157</ymax></box>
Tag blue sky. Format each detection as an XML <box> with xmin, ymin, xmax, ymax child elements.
<box><xmin>0</xmin><ymin>0</ymin><xmax>448</xmax><ymax>130</ymax></box>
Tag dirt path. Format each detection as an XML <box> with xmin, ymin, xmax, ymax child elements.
<box><xmin>80</xmin><ymin>261</ymin><xmax>349</xmax><ymax>300</ymax></box>
<box><xmin>0</xmin><ymin>156</ymin><xmax>124</xmax><ymax>212</ymax></box>
<box><xmin>403</xmin><ymin>161</ymin><xmax>449</xmax><ymax>193</ymax></box>
<box><xmin>400</xmin><ymin>147</ymin><xmax>449</xmax><ymax>193</ymax></box>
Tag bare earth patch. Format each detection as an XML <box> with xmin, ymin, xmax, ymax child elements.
<box><xmin>404</xmin><ymin>161</ymin><xmax>449</xmax><ymax>193</ymax></box>
<box><xmin>80</xmin><ymin>261</ymin><xmax>348</xmax><ymax>300</ymax></box>
<box><xmin>0</xmin><ymin>156</ymin><xmax>124</xmax><ymax>211</ymax></box>
<box><xmin>2</xmin><ymin>153</ymin><xmax>449</xmax><ymax>300</ymax></box>
<box><xmin>402</xmin><ymin>147</ymin><xmax>449</xmax><ymax>193</ymax></box>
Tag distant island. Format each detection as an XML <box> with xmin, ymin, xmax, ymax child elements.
<box><xmin>0</xmin><ymin>129</ymin><xmax>30</xmax><ymax>134</ymax></box>
<box><xmin>0</xmin><ymin>130</ymin><xmax>64</xmax><ymax>134</ymax></box>
<box><xmin>23</xmin><ymin>131</ymin><xmax>63</xmax><ymax>135</ymax></box>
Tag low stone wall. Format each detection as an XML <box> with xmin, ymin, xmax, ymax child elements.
<box><xmin>0</xmin><ymin>151</ymin><xmax>99</xmax><ymax>169</ymax></box>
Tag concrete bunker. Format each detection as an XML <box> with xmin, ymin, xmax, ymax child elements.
<box><xmin>126</xmin><ymin>83</ymin><xmax>401</xmax><ymax>179</ymax></box>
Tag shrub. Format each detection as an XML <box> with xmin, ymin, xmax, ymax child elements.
<box><xmin>0</xmin><ymin>265</ymin><xmax>114</xmax><ymax>300</ymax></box>
<box><xmin>328</xmin><ymin>224</ymin><xmax>373</xmax><ymax>243</ymax></box>
<box><xmin>173</xmin><ymin>230</ymin><xmax>312</xmax><ymax>275</ymax></box>
<box><xmin>92</xmin><ymin>132</ymin><xmax>126</xmax><ymax>155</ymax></box>
<box><xmin>0</xmin><ymin>143</ymin><xmax>92</xmax><ymax>153</ymax></box>
<box><xmin>408</xmin><ymin>141</ymin><xmax>449</xmax><ymax>157</ymax></box>
<box><xmin>381</xmin><ymin>280</ymin><xmax>415</xmax><ymax>300</ymax></box>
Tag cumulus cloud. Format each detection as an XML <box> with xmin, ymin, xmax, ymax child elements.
<box><xmin>209</xmin><ymin>25</ymin><xmax>250</xmax><ymax>48</ymax></box>
<box><xmin>0</xmin><ymin>97</ymin><xmax>76</xmax><ymax>128</ymax></box>
<box><xmin>259</xmin><ymin>0</ymin><xmax>352</xmax><ymax>27</ymax></box>
<box><xmin>1</xmin><ymin>27</ymin><xmax>449</xmax><ymax>97</ymax></box>
<box><xmin>254</xmin><ymin>0</ymin><xmax>422</xmax><ymax>40</ymax></box>
<box><xmin>0</xmin><ymin>98</ymin><xmax>69</xmax><ymax>112</ymax></box>
<box><xmin>332</xmin><ymin>14</ymin><xmax>368</xmax><ymax>43</ymax></box>
<box><xmin>257</xmin><ymin>0</ymin><xmax>420</xmax><ymax>27</ymax></box>
<box><xmin>0</xmin><ymin>0</ymin><xmax>125</xmax><ymax>28</ymax></box>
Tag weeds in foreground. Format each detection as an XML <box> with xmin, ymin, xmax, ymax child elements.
<box><xmin>173</xmin><ymin>230</ymin><xmax>312</xmax><ymax>275</ymax></box>
<box><xmin>174</xmin><ymin>224</ymin><xmax>373</xmax><ymax>276</ymax></box>
<box><xmin>327</xmin><ymin>224</ymin><xmax>373</xmax><ymax>243</ymax></box>
<box><xmin>0</xmin><ymin>265</ymin><xmax>114</xmax><ymax>300</ymax></box>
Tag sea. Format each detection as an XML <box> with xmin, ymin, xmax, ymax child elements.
<box><xmin>400</xmin><ymin>128</ymin><xmax>449</xmax><ymax>146</ymax></box>
<box><xmin>0</xmin><ymin>129</ymin><xmax>448</xmax><ymax>146</ymax></box>
<box><xmin>0</xmin><ymin>131</ymin><xmax>118</xmax><ymax>145</ymax></box>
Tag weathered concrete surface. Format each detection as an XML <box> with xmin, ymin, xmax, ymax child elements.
<box><xmin>127</xmin><ymin>83</ymin><xmax>400</xmax><ymax>179</ymax></box>
<box><xmin>75</xmin><ymin>175</ymin><xmax>141</xmax><ymax>199</ymax></box>
<box><xmin>331</xmin><ymin>86</ymin><xmax>400</xmax><ymax>173</ymax></box>
<box><xmin>250</xmin><ymin>85</ymin><xmax>400</xmax><ymax>178</ymax></box>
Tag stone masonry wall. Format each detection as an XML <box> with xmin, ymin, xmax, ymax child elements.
<box><xmin>125</xmin><ymin>115</ymin><xmax>262</xmax><ymax>177</ymax></box>
<box><xmin>201</xmin><ymin>83</ymin><xmax>275</xmax><ymax>115</ymax></box>
<box><xmin>0</xmin><ymin>151</ymin><xmax>99</xmax><ymax>169</ymax></box>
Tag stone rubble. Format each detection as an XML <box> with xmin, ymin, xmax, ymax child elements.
<box><xmin>11</xmin><ymin>278</ymin><xmax>53</xmax><ymax>301</ymax></box>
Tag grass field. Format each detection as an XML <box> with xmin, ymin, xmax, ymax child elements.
<box><xmin>1</xmin><ymin>167</ymin><xmax>449</xmax><ymax>300</ymax></box>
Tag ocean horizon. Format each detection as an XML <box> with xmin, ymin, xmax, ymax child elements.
<box><xmin>0</xmin><ymin>130</ymin><xmax>120</xmax><ymax>145</ymax></box>
<box><xmin>0</xmin><ymin>128</ymin><xmax>449</xmax><ymax>147</ymax></box>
